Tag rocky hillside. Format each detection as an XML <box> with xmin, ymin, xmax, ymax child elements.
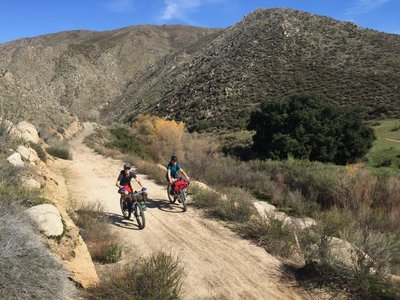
<box><xmin>108</xmin><ymin>8</ymin><xmax>400</xmax><ymax>129</ymax></box>
<box><xmin>0</xmin><ymin>25</ymin><xmax>222</xmax><ymax>130</ymax></box>
<box><xmin>1</xmin><ymin>8</ymin><xmax>399</xmax><ymax>132</ymax></box>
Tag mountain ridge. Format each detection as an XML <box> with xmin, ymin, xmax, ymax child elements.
<box><xmin>1</xmin><ymin>8</ymin><xmax>399</xmax><ymax>132</ymax></box>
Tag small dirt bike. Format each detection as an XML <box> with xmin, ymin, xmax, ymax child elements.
<box><xmin>167</xmin><ymin>179</ymin><xmax>189</xmax><ymax>212</ymax></box>
<box><xmin>120</xmin><ymin>188</ymin><xmax>147</xmax><ymax>229</ymax></box>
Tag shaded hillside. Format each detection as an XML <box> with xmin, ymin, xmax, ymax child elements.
<box><xmin>0</xmin><ymin>25</ymin><xmax>222</xmax><ymax>129</ymax></box>
<box><xmin>109</xmin><ymin>8</ymin><xmax>400</xmax><ymax>129</ymax></box>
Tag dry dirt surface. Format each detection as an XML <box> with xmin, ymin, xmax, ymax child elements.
<box><xmin>60</xmin><ymin>123</ymin><xmax>312</xmax><ymax>300</ymax></box>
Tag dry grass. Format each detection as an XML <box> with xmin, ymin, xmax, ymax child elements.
<box><xmin>87</xmin><ymin>252</ymin><xmax>185</xmax><ymax>300</ymax></box>
<box><xmin>238</xmin><ymin>216</ymin><xmax>297</xmax><ymax>258</ymax></box>
<box><xmin>74</xmin><ymin>202</ymin><xmax>122</xmax><ymax>264</ymax></box>
<box><xmin>0</xmin><ymin>202</ymin><xmax>73</xmax><ymax>299</ymax></box>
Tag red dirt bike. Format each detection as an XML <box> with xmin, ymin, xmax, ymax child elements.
<box><xmin>120</xmin><ymin>188</ymin><xmax>147</xmax><ymax>229</ymax></box>
<box><xmin>167</xmin><ymin>179</ymin><xmax>189</xmax><ymax>212</ymax></box>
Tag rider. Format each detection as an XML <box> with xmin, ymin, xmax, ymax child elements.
<box><xmin>166</xmin><ymin>155</ymin><xmax>190</xmax><ymax>193</ymax></box>
<box><xmin>116</xmin><ymin>163</ymin><xmax>143</xmax><ymax>197</ymax></box>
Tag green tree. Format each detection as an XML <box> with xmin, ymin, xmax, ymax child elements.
<box><xmin>247</xmin><ymin>94</ymin><xmax>375</xmax><ymax>164</ymax></box>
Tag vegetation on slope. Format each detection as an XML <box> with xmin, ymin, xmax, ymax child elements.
<box><xmin>113</xmin><ymin>8</ymin><xmax>400</xmax><ymax>130</ymax></box>
<box><xmin>85</xmin><ymin>115</ymin><xmax>400</xmax><ymax>298</ymax></box>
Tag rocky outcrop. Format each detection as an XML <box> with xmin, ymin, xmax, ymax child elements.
<box><xmin>3</xmin><ymin>120</ymin><xmax>100</xmax><ymax>288</ymax></box>
<box><xmin>17</xmin><ymin>145</ymin><xmax>39</xmax><ymax>163</ymax></box>
<box><xmin>14</xmin><ymin>121</ymin><xmax>40</xmax><ymax>143</ymax></box>
<box><xmin>7</xmin><ymin>152</ymin><xmax>24</xmax><ymax>167</ymax></box>
<box><xmin>26</xmin><ymin>204</ymin><xmax>64</xmax><ymax>237</ymax></box>
<box><xmin>20</xmin><ymin>177</ymin><xmax>41</xmax><ymax>189</ymax></box>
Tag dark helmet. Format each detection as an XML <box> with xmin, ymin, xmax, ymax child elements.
<box><xmin>123</xmin><ymin>163</ymin><xmax>132</xmax><ymax>170</ymax></box>
<box><xmin>171</xmin><ymin>155</ymin><xmax>178</xmax><ymax>162</ymax></box>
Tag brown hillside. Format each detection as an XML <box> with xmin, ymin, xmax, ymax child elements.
<box><xmin>0</xmin><ymin>25</ymin><xmax>222</xmax><ymax>129</ymax></box>
<box><xmin>108</xmin><ymin>8</ymin><xmax>400</xmax><ymax>129</ymax></box>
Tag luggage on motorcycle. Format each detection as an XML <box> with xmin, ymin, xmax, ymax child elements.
<box><xmin>172</xmin><ymin>179</ymin><xmax>188</xmax><ymax>192</ymax></box>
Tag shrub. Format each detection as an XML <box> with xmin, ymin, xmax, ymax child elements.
<box><xmin>74</xmin><ymin>202</ymin><xmax>122</xmax><ymax>264</ymax></box>
<box><xmin>0</xmin><ymin>202</ymin><xmax>72</xmax><ymax>299</ymax></box>
<box><xmin>0</xmin><ymin>182</ymin><xmax>48</xmax><ymax>207</ymax></box>
<box><xmin>238</xmin><ymin>216</ymin><xmax>297</xmax><ymax>258</ymax></box>
<box><xmin>106</xmin><ymin>126</ymin><xmax>149</xmax><ymax>159</ymax></box>
<box><xmin>88</xmin><ymin>252</ymin><xmax>185</xmax><ymax>300</ymax></box>
<box><xmin>298</xmin><ymin>215</ymin><xmax>400</xmax><ymax>299</ymax></box>
<box><xmin>248</xmin><ymin>93</ymin><xmax>375</xmax><ymax>164</ymax></box>
<box><xmin>29</xmin><ymin>142</ymin><xmax>47</xmax><ymax>162</ymax></box>
<box><xmin>191</xmin><ymin>186</ymin><xmax>221</xmax><ymax>209</ymax></box>
<box><xmin>213</xmin><ymin>187</ymin><xmax>255</xmax><ymax>223</ymax></box>
<box><xmin>135</xmin><ymin>252</ymin><xmax>185</xmax><ymax>299</ymax></box>
<box><xmin>47</xmin><ymin>140</ymin><xmax>72</xmax><ymax>160</ymax></box>
<box><xmin>0</xmin><ymin>160</ymin><xmax>20</xmax><ymax>185</ymax></box>
<box><xmin>132</xmin><ymin>115</ymin><xmax>185</xmax><ymax>163</ymax></box>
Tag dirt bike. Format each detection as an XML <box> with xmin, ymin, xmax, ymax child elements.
<box><xmin>167</xmin><ymin>179</ymin><xmax>189</xmax><ymax>212</ymax></box>
<box><xmin>120</xmin><ymin>188</ymin><xmax>147</xmax><ymax>229</ymax></box>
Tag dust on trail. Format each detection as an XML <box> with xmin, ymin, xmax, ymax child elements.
<box><xmin>59</xmin><ymin>123</ymin><xmax>310</xmax><ymax>300</ymax></box>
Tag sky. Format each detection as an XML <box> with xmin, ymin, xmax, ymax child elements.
<box><xmin>1</xmin><ymin>0</ymin><xmax>399</xmax><ymax>43</ymax></box>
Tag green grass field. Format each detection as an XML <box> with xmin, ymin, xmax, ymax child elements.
<box><xmin>366</xmin><ymin>120</ymin><xmax>400</xmax><ymax>169</ymax></box>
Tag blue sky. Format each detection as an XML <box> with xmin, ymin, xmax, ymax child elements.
<box><xmin>1</xmin><ymin>0</ymin><xmax>399</xmax><ymax>43</ymax></box>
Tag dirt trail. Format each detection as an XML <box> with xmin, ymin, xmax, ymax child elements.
<box><xmin>60</xmin><ymin>123</ymin><xmax>309</xmax><ymax>300</ymax></box>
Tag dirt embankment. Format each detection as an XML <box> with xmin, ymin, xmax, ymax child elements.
<box><xmin>59</xmin><ymin>123</ymin><xmax>311</xmax><ymax>299</ymax></box>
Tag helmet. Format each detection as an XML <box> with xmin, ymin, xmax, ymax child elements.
<box><xmin>123</xmin><ymin>163</ymin><xmax>132</xmax><ymax>170</ymax></box>
<box><xmin>171</xmin><ymin>155</ymin><xmax>178</xmax><ymax>162</ymax></box>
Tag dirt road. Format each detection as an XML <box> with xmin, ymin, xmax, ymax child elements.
<box><xmin>61</xmin><ymin>123</ymin><xmax>309</xmax><ymax>300</ymax></box>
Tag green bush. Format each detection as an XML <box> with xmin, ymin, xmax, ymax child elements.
<box><xmin>106</xmin><ymin>127</ymin><xmax>149</xmax><ymax>159</ymax></box>
<box><xmin>248</xmin><ymin>93</ymin><xmax>375</xmax><ymax>164</ymax></box>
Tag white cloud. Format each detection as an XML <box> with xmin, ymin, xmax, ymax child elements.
<box><xmin>160</xmin><ymin>0</ymin><xmax>227</xmax><ymax>21</ymax></box>
<box><xmin>161</xmin><ymin>0</ymin><xmax>201</xmax><ymax>20</ymax></box>
<box><xmin>345</xmin><ymin>0</ymin><xmax>391</xmax><ymax>15</ymax></box>
<box><xmin>103</xmin><ymin>0</ymin><xmax>134</xmax><ymax>13</ymax></box>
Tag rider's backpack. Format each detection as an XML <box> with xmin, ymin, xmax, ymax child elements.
<box><xmin>172</xmin><ymin>180</ymin><xmax>188</xmax><ymax>192</ymax></box>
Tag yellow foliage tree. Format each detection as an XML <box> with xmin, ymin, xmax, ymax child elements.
<box><xmin>132</xmin><ymin>115</ymin><xmax>185</xmax><ymax>163</ymax></box>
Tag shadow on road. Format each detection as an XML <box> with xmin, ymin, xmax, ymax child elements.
<box><xmin>106</xmin><ymin>212</ymin><xmax>142</xmax><ymax>230</ymax></box>
<box><xmin>147</xmin><ymin>198</ymin><xmax>185</xmax><ymax>213</ymax></box>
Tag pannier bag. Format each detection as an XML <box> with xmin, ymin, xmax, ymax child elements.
<box><xmin>172</xmin><ymin>180</ymin><xmax>188</xmax><ymax>192</ymax></box>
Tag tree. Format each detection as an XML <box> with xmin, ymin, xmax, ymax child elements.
<box><xmin>247</xmin><ymin>94</ymin><xmax>375</xmax><ymax>164</ymax></box>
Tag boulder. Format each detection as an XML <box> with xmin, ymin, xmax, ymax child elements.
<box><xmin>26</xmin><ymin>204</ymin><xmax>64</xmax><ymax>237</ymax></box>
<box><xmin>328</xmin><ymin>236</ymin><xmax>375</xmax><ymax>273</ymax></box>
<box><xmin>190</xmin><ymin>180</ymin><xmax>215</xmax><ymax>192</ymax></box>
<box><xmin>15</xmin><ymin>121</ymin><xmax>40</xmax><ymax>143</ymax></box>
<box><xmin>254</xmin><ymin>201</ymin><xmax>276</xmax><ymax>216</ymax></box>
<box><xmin>7</xmin><ymin>152</ymin><xmax>24</xmax><ymax>167</ymax></box>
<box><xmin>20</xmin><ymin>177</ymin><xmax>41</xmax><ymax>189</ymax></box>
<box><xmin>17</xmin><ymin>145</ymin><xmax>39</xmax><ymax>162</ymax></box>
<box><xmin>156</xmin><ymin>164</ymin><xmax>167</xmax><ymax>172</ymax></box>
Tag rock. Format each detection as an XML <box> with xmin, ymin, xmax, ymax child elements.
<box><xmin>63</xmin><ymin>236</ymin><xmax>100</xmax><ymax>288</ymax></box>
<box><xmin>157</xmin><ymin>164</ymin><xmax>167</xmax><ymax>172</ymax></box>
<box><xmin>15</xmin><ymin>121</ymin><xmax>40</xmax><ymax>143</ymax></box>
<box><xmin>7</xmin><ymin>152</ymin><xmax>24</xmax><ymax>167</ymax></box>
<box><xmin>292</xmin><ymin>217</ymin><xmax>317</xmax><ymax>231</ymax></box>
<box><xmin>254</xmin><ymin>201</ymin><xmax>276</xmax><ymax>216</ymax></box>
<box><xmin>190</xmin><ymin>180</ymin><xmax>215</xmax><ymax>192</ymax></box>
<box><xmin>26</xmin><ymin>204</ymin><xmax>64</xmax><ymax>237</ymax></box>
<box><xmin>20</xmin><ymin>177</ymin><xmax>41</xmax><ymax>189</ymax></box>
<box><xmin>17</xmin><ymin>145</ymin><xmax>39</xmax><ymax>162</ymax></box>
<box><xmin>311</xmin><ymin>236</ymin><xmax>375</xmax><ymax>273</ymax></box>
